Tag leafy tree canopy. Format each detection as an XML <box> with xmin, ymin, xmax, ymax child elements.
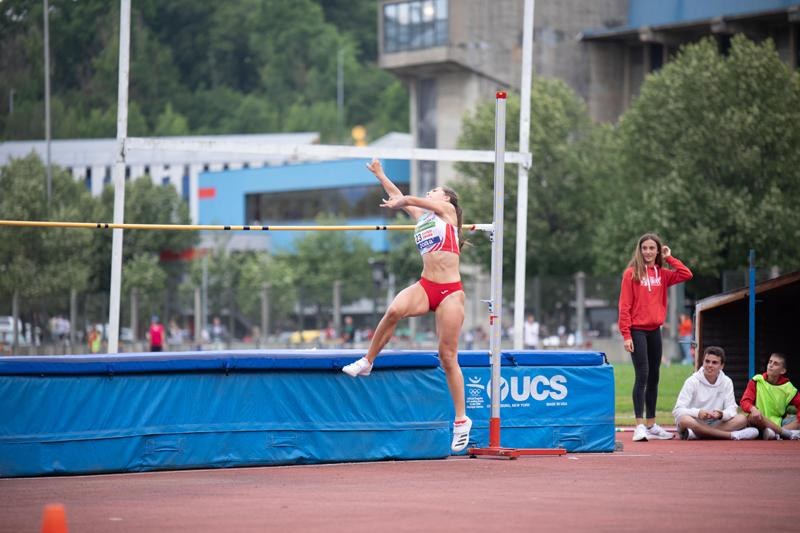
<box><xmin>593</xmin><ymin>36</ymin><xmax>800</xmax><ymax>275</ymax></box>
<box><xmin>456</xmin><ymin>79</ymin><xmax>604</xmax><ymax>280</ymax></box>
<box><xmin>0</xmin><ymin>0</ymin><xmax>407</xmax><ymax>143</ymax></box>
<box><xmin>0</xmin><ymin>154</ymin><xmax>95</xmax><ymax>298</ymax></box>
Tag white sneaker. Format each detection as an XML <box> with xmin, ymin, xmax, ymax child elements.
<box><xmin>646</xmin><ymin>423</ymin><xmax>674</xmax><ymax>440</ymax></box>
<box><xmin>451</xmin><ymin>417</ymin><xmax>472</xmax><ymax>452</ymax></box>
<box><xmin>762</xmin><ymin>428</ymin><xmax>779</xmax><ymax>440</ymax></box>
<box><xmin>786</xmin><ymin>429</ymin><xmax>800</xmax><ymax>440</ymax></box>
<box><xmin>730</xmin><ymin>427</ymin><xmax>759</xmax><ymax>440</ymax></box>
<box><xmin>632</xmin><ymin>424</ymin><xmax>648</xmax><ymax>442</ymax></box>
<box><xmin>686</xmin><ymin>428</ymin><xmax>698</xmax><ymax>440</ymax></box>
<box><xmin>342</xmin><ymin>357</ymin><xmax>372</xmax><ymax>377</ymax></box>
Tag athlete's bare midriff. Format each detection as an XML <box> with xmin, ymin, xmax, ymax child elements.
<box><xmin>420</xmin><ymin>251</ymin><xmax>461</xmax><ymax>284</ymax></box>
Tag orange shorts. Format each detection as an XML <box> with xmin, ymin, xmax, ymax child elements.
<box><xmin>419</xmin><ymin>277</ymin><xmax>464</xmax><ymax>311</ymax></box>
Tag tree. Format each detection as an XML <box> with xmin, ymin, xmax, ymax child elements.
<box><xmin>455</xmin><ymin>80</ymin><xmax>604</xmax><ymax>279</ymax></box>
<box><xmin>153</xmin><ymin>103</ymin><xmax>190</xmax><ymax>137</ymax></box>
<box><xmin>90</xmin><ymin>177</ymin><xmax>197</xmax><ymax>302</ymax></box>
<box><xmin>0</xmin><ymin>154</ymin><xmax>96</xmax><ymax>320</ymax></box>
<box><xmin>122</xmin><ymin>254</ymin><xmax>167</xmax><ymax>326</ymax></box>
<box><xmin>318</xmin><ymin>0</ymin><xmax>378</xmax><ymax>61</ymax></box>
<box><xmin>594</xmin><ymin>36</ymin><xmax>800</xmax><ymax>276</ymax></box>
<box><xmin>385</xmin><ymin>213</ymin><xmax>423</xmax><ymax>288</ymax></box>
<box><xmin>290</xmin><ymin>216</ymin><xmax>374</xmax><ymax>324</ymax></box>
<box><xmin>1</xmin><ymin>0</ymin><xmax>408</xmax><ymax>142</ymax></box>
<box><xmin>236</xmin><ymin>252</ymin><xmax>298</xmax><ymax>330</ymax></box>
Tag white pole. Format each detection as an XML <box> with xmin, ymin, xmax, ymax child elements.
<box><xmin>43</xmin><ymin>0</ymin><xmax>52</xmax><ymax>206</ymax></box>
<box><xmin>337</xmin><ymin>48</ymin><xmax>344</xmax><ymax>142</ymax></box>
<box><xmin>488</xmin><ymin>91</ymin><xmax>507</xmax><ymax>447</ymax></box>
<box><xmin>513</xmin><ymin>0</ymin><xmax>535</xmax><ymax>350</ymax></box>
<box><xmin>107</xmin><ymin>0</ymin><xmax>131</xmax><ymax>353</ymax></box>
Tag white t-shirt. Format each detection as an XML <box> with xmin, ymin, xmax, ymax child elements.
<box><xmin>523</xmin><ymin>320</ymin><xmax>540</xmax><ymax>348</ymax></box>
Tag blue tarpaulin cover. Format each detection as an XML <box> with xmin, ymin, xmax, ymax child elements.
<box><xmin>0</xmin><ymin>349</ymin><xmax>615</xmax><ymax>477</ymax></box>
<box><xmin>0</xmin><ymin>350</ymin><xmax>451</xmax><ymax>477</ymax></box>
<box><xmin>459</xmin><ymin>358</ymin><xmax>615</xmax><ymax>453</ymax></box>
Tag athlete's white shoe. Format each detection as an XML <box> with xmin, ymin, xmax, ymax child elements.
<box><xmin>730</xmin><ymin>427</ymin><xmax>759</xmax><ymax>440</ymax></box>
<box><xmin>646</xmin><ymin>423</ymin><xmax>674</xmax><ymax>440</ymax></box>
<box><xmin>762</xmin><ymin>428</ymin><xmax>779</xmax><ymax>440</ymax></box>
<box><xmin>451</xmin><ymin>417</ymin><xmax>472</xmax><ymax>452</ymax></box>
<box><xmin>632</xmin><ymin>424</ymin><xmax>648</xmax><ymax>442</ymax></box>
<box><xmin>342</xmin><ymin>357</ymin><xmax>373</xmax><ymax>377</ymax></box>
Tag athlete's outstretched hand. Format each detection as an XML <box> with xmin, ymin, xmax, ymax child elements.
<box><xmin>366</xmin><ymin>158</ymin><xmax>384</xmax><ymax>177</ymax></box>
<box><xmin>380</xmin><ymin>195</ymin><xmax>407</xmax><ymax>209</ymax></box>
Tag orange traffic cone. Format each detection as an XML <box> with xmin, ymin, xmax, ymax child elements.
<box><xmin>41</xmin><ymin>503</ymin><xmax>68</xmax><ymax>533</ymax></box>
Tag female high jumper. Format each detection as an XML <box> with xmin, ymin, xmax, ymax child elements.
<box><xmin>343</xmin><ymin>158</ymin><xmax>472</xmax><ymax>452</ymax></box>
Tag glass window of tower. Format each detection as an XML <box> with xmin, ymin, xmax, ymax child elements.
<box><xmin>383</xmin><ymin>1</ymin><xmax>448</xmax><ymax>53</ymax></box>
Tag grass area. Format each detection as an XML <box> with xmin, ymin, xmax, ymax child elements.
<box><xmin>613</xmin><ymin>362</ymin><xmax>694</xmax><ymax>427</ymax></box>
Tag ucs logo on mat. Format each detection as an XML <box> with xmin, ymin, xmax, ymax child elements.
<box><xmin>467</xmin><ymin>374</ymin><xmax>568</xmax><ymax>403</ymax></box>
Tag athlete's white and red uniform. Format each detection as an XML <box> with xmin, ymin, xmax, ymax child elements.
<box><xmin>414</xmin><ymin>211</ymin><xmax>462</xmax><ymax>310</ymax></box>
<box><xmin>414</xmin><ymin>211</ymin><xmax>460</xmax><ymax>256</ymax></box>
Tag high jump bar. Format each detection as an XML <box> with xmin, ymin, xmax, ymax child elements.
<box><xmin>0</xmin><ymin>220</ymin><xmax>494</xmax><ymax>233</ymax></box>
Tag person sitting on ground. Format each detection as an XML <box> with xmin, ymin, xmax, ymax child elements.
<box><xmin>740</xmin><ymin>352</ymin><xmax>800</xmax><ymax>440</ymax></box>
<box><xmin>672</xmin><ymin>346</ymin><xmax>758</xmax><ymax>440</ymax></box>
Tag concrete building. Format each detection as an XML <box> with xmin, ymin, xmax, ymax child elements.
<box><xmin>581</xmin><ymin>0</ymin><xmax>800</xmax><ymax>122</ymax></box>
<box><xmin>378</xmin><ymin>0</ymin><xmax>800</xmax><ymax>187</ymax></box>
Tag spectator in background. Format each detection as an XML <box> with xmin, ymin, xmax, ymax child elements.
<box><xmin>168</xmin><ymin>318</ymin><xmax>184</xmax><ymax>346</ymax></box>
<box><xmin>740</xmin><ymin>352</ymin><xmax>800</xmax><ymax>440</ymax></box>
<box><xmin>341</xmin><ymin>315</ymin><xmax>355</xmax><ymax>347</ymax></box>
<box><xmin>210</xmin><ymin>316</ymin><xmax>226</xmax><ymax>350</ymax></box>
<box><xmin>523</xmin><ymin>313</ymin><xmax>540</xmax><ymax>349</ymax></box>
<box><xmin>618</xmin><ymin>233</ymin><xmax>693</xmax><ymax>442</ymax></box>
<box><xmin>678</xmin><ymin>313</ymin><xmax>694</xmax><ymax>365</ymax></box>
<box><xmin>463</xmin><ymin>328</ymin><xmax>475</xmax><ymax>350</ymax></box>
<box><xmin>87</xmin><ymin>325</ymin><xmax>102</xmax><ymax>354</ymax></box>
<box><xmin>148</xmin><ymin>315</ymin><xmax>165</xmax><ymax>352</ymax></box>
<box><xmin>672</xmin><ymin>346</ymin><xmax>758</xmax><ymax>440</ymax></box>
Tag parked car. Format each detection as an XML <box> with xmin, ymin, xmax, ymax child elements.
<box><xmin>0</xmin><ymin>316</ymin><xmax>32</xmax><ymax>346</ymax></box>
<box><xmin>289</xmin><ymin>330</ymin><xmax>321</xmax><ymax>345</ymax></box>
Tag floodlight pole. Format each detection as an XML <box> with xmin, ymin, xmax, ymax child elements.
<box><xmin>513</xmin><ymin>0</ymin><xmax>535</xmax><ymax>349</ymax></box>
<box><xmin>748</xmin><ymin>249</ymin><xmax>756</xmax><ymax>379</ymax></box>
<box><xmin>107</xmin><ymin>0</ymin><xmax>131</xmax><ymax>354</ymax></box>
<box><xmin>43</xmin><ymin>0</ymin><xmax>52</xmax><ymax>207</ymax></box>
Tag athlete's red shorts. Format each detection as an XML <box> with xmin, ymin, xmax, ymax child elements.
<box><xmin>419</xmin><ymin>277</ymin><xmax>464</xmax><ymax>311</ymax></box>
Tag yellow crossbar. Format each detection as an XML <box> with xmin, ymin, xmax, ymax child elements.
<box><xmin>0</xmin><ymin>220</ymin><xmax>492</xmax><ymax>232</ymax></box>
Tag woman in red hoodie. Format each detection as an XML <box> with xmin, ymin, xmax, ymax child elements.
<box><xmin>618</xmin><ymin>233</ymin><xmax>692</xmax><ymax>442</ymax></box>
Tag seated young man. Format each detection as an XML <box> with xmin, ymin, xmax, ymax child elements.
<box><xmin>740</xmin><ymin>352</ymin><xmax>800</xmax><ymax>440</ymax></box>
<box><xmin>672</xmin><ymin>346</ymin><xmax>759</xmax><ymax>440</ymax></box>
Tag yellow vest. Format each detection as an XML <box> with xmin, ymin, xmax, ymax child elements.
<box><xmin>753</xmin><ymin>375</ymin><xmax>798</xmax><ymax>426</ymax></box>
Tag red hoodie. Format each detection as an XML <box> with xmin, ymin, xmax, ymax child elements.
<box><xmin>618</xmin><ymin>255</ymin><xmax>692</xmax><ymax>341</ymax></box>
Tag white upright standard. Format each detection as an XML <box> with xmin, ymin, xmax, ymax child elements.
<box><xmin>467</xmin><ymin>92</ymin><xmax>565</xmax><ymax>459</ymax></box>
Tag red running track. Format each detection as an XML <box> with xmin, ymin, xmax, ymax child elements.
<box><xmin>2</xmin><ymin>431</ymin><xmax>799</xmax><ymax>532</ymax></box>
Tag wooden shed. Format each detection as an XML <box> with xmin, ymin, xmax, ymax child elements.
<box><xmin>695</xmin><ymin>271</ymin><xmax>800</xmax><ymax>398</ymax></box>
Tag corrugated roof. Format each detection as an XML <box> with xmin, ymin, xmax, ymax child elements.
<box><xmin>0</xmin><ymin>133</ymin><xmax>320</xmax><ymax>167</ymax></box>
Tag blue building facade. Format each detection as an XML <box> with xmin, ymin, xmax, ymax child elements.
<box><xmin>627</xmin><ymin>0</ymin><xmax>800</xmax><ymax>28</ymax></box>
<box><xmin>198</xmin><ymin>158</ymin><xmax>411</xmax><ymax>252</ymax></box>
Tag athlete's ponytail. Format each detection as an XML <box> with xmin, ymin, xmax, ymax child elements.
<box><xmin>441</xmin><ymin>186</ymin><xmax>467</xmax><ymax>250</ymax></box>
